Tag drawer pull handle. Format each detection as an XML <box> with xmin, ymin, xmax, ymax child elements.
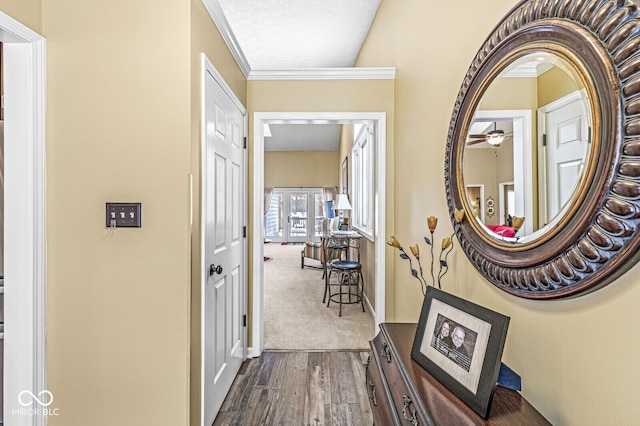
<box><xmin>381</xmin><ymin>342</ymin><xmax>392</xmax><ymax>363</ymax></box>
<box><xmin>365</xmin><ymin>356</ymin><xmax>378</xmax><ymax>406</ymax></box>
<box><xmin>402</xmin><ymin>394</ymin><xmax>418</xmax><ymax>425</ymax></box>
<box><xmin>367</xmin><ymin>379</ymin><xmax>378</xmax><ymax>406</ymax></box>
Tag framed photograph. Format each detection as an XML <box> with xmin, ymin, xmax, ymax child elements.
<box><xmin>411</xmin><ymin>287</ymin><xmax>510</xmax><ymax>419</ymax></box>
<box><xmin>341</xmin><ymin>157</ymin><xmax>348</xmax><ymax>194</ymax></box>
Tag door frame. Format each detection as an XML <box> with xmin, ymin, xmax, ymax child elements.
<box><xmin>498</xmin><ymin>181</ymin><xmax>515</xmax><ymax>225</ymax></box>
<box><xmin>200</xmin><ymin>54</ymin><xmax>248</xmax><ymax>425</ymax></box>
<box><xmin>472</xmin><ymin>110</ymin><xmax>533</xmax><ymax>235</ymax></box>
<box><xmin>251</xmin><ymin>112</ymin><xmax>386</xmax><ymax>357</ymax></box>
<box><xmin>1</xmin><ymin>12</ymin><xmax>47</xmax><ymax>426</ymax></box>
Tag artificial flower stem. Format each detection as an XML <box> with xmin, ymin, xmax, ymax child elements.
<box><xmin>415</xmin><ymin>256</ymin><xmax>427</xmax><ymax>296</ymax></box>
<box><xmin>437</xmin><ymin>232</ymin><xmax>456</xmax><ymax>288</ymax></box>
<box><xmin>429</xmin><ymin>230</ymin><xmax>435</xmax><ymax>286</ymax></box>
<box><xmin>399</xmin><ymin>247</ymin><xmax>426</xmax><ymax>295</ymax></box>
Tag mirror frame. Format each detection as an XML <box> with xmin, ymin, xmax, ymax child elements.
<box><xmin>445</xmin><ymin>0</ymin><xmax>640</xmax><ymax>299</ymax></box>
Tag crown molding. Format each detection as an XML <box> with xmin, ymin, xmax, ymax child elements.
<box><xmin>203</xmin><ymin>1</ymin><xmax>395</xmax><ymax>81</ymax></box>
<box><xmin>247</xmin><ymin>67</ymin><xmax>396</xmax><ymax>80</ymax></box>
<box><xmin>503</xmin><ymin>62</ymin><xmax>553</xmax><ymax>78</ymax></box>
<box><xmin>202</xmin><ymin>0</ymin><xmax>251</xmax><ymax>78</ymax></box>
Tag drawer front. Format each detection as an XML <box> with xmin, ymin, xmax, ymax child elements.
<box><xmin>372</xmin><ymin>333</ymin><xmax>426</xmax><ymax>426</ymax></box>
<box><xmin>366</xmin><ymin>353</ymin><xmax>398</xmax><ymax>426</ymax></box>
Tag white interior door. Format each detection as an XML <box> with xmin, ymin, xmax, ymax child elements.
<box><xmin>541</xmin><ymin>94</ymin><xmax>588</xmax><ymax>225</ymax></box>
<box><xmin>202</xmin><ymin>58</ymin><xmax>246</xmax><ymax>425</ymax></box>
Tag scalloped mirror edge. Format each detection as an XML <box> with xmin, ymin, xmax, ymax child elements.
<box><xmin>445</xmin><ymin>0</ymin><xmax>640</xmax><ymax>299</ymax></box>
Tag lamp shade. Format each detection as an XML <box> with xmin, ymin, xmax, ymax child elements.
<box><xmin>334</xmin><ymin>194</ymin><xmax>352</xmax><ymax>211</ymax></box>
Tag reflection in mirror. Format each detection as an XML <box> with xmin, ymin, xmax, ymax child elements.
<box><xmin>463</xmin><ymin>52</ymin><xmax>592</xmax><ymax>243</ymax></box>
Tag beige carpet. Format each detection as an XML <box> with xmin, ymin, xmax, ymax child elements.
<box><xmin>263</xmin><ymin>243</ymin><xmax>375</xmax><ymax>350</ymax></box>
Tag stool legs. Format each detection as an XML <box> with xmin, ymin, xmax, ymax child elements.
<box><xmin>326</xmin><ymin>267</ymin><xmax>365</xmax><ymax>317</ymax></box>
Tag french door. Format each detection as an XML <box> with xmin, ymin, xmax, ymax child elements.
<box><xmin>265</xmin><ymin>188</ymin><xmax>325</xmax><ymax>243</ymax></box>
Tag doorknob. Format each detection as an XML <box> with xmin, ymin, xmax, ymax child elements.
<box><xmin>209</xmin><ymin>264</ymin><xmax>223</xmax><ymax>276</ymax></box>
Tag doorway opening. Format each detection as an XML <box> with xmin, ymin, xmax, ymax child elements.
<box><xmin>470</xmin><ymin>110</ymin><xmax>533</xmax><ymax>235</ymax></box>
<box><xmin>252</xmin><ymin>112</ymin><xmax>386</xmax><ymax>357</ymax></box>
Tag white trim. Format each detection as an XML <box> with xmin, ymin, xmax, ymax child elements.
<box><xmin>252</xmin><ymin>117</ymin><xmax>266</xmax><ymax>357</ymax></box>
<box><xmin>503</xmin><ymin>62</ymin><xmax>553</xmax><ymax>78</ymax></box>
<box><xmin>473</xmin><ymin>110</ymin><xmax>533</xmax><ymax>235</ymax></box>
<box><xmin>200</xmin><ymin>53</ymin><xmax>248</xmax><ymax>426</ymax></box>
<box><xmin>374</xmin><ymin>116</ymin><xmax>386</xmax><ymax>327</ymax></box>
<box><xmin>201</xmin><ymin>54</ymin><xmax>247</xmax><ymax>115</ymax></box>
<box><xmin>0</xmin><ymin>11</ymin><xmax>47</xmax><ymax>426</ymax></box>
<box><xmin>248</xmin><ymin>67</ymin><xmax>396</xmax><ymax>81</ymax></box>
<box><xmin>252</xmin><ymin>112</ymin><xmax>386</xmax><ymax>356</ymax></box>
<box><xmin>351</xmin><ymin>124</ymin><xmax>375</xmax><ymax>240</ymax></box>
<box><xmin>498</xmin><ymin>181</ymin><xmax>514</xmax><ymax>225</ymax></box>
<box><xmin>201</xmin><ymin>0</ymin><xmax>251</xmax><ymax>77</ymax></box>
<box><xmin>0</xmin><ymin>11</ymin><xmax>44</xmax><ymax>41</ymax></box>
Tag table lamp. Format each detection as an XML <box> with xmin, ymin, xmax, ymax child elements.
<box><xmin>334</xmin><ymin>194</ymin><xmax>352</xmax><ymax>229</ymax></box>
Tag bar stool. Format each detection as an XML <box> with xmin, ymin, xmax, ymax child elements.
<box><xmin>321</xmin><ymin>233</ymin><xmax>349</xmax><ymax>280</ymax></box>
<box><xmin>324</xmin><ymin>259</ymin><xmax>365</xmax><ymax>316</ymax></box>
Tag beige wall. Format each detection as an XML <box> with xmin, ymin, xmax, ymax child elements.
<box><xmin>10</xmin><ymin>1</ymin><xmax>636</xmax><ymax>424</ymax></box>
<box><xmin>356</xmin><ymin>0</ymin><xmax>640</xmax><ymax>424</ymax></box>
<box><xmin>265</xmin><ymin>151</ymin><xmax>339</xmax><ymax>187</ymax></box>
<box><xmin>3</xmin><ymin>0</ymin><xmax>248</xmax><ymax>425</ymax></box>
<box><xmin>44</xmin><ymin>1</ymin><xmax>191</xmax><ymax>425</ymax></box>
<box><xmin>0</xmin><ymin>0</ymin><xmax>42</xmax><ymax>33</ymax></box>
<box><xmin>538</xmin><ymin>65</ymin><xmax>583</xmax><ymax>107</ymax></box>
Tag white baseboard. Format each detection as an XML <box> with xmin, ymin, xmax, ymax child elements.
<box><xmin>364</xmin><ymin>293</ymin><xmax>376</xmax><ymax>322</ymax></box>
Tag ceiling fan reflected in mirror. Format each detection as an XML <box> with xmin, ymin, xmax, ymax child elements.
<box><xmin>467</xmin><ymin>122</ymin><xmax>512</xmax><ymax>147</ymax></box>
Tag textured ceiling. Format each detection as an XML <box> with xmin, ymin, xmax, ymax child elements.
<box><xmin>265</xmin><ymin>124</ymin><xmax>342</xmax><ymax>151</ymax></box>
<box><xmin>216</xmin><ymin>0</ymin><xmax>381</xmax><ymax>69</ymax></box>
<box><xmin>214</xmin><ymin>0</ymin><xmax>380</xmax><ymax>150</ymax></box>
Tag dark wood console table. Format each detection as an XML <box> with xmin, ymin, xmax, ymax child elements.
<box><xmin>366</xmin><ymin>323</ymin><xmax>551</xmax><ymax>425</ymax></box>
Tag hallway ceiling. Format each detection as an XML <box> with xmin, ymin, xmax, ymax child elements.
<box><xmin>265</xmin><ymin>124</ymin><xmax>341</xmax><ymax>152</ymax></box>
<box><xmin>213</xmin><ymin>0</ymin><xmax>381</xmax><ymax>151</ymax></box>
<box><xmin>215</xmin><ymin>0</ymin><xmax>382</xmax><ymax>70</ymax></box>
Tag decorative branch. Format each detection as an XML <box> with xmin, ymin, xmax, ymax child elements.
<box><xmin>437</xmin><ymin>234</ymin><xmax>454</xmax><ymax>289</ymax></box>
<box><xmin>387</xmin><ymin>209</ymin><xmax>466</xmax><ymax>294</ymax></box>
<box><xmin>388</xmin><ymin>237</ymin><xmax>427</xmax><ymax>295</ymax></box>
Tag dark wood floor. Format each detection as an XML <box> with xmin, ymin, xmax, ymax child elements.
<box><xmin>213</xmin><ymin>350</ymin><xmax>373</xmax><ymax>426</ymax></box>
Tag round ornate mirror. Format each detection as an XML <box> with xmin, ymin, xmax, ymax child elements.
<box><xmin>445</xmin><ymin>0</ymin><xmax>640</xmax><ymax>299</ymax></box>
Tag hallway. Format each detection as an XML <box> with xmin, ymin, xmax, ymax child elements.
<box><xmin>263</xmin><ymin>243</ymin><xmax>375</xmax><ymax>350</ymax></box>
<box><xmin>213</xmin><ymin>350</ymin><xmax>373</xmax><ymax>425</ymax></box>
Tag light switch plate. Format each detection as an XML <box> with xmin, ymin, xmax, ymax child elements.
<box><xmin>106</xmin><ymin>203</ymin><xmax>141</xmax><ymax>228</ymax></box>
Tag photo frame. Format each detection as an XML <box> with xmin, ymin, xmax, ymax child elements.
<box><xmin>341</xmin><ymin>157</ymin><xmax>348</xmax><ymax>194</ymax></box>
<box><xmin>411</xmin><ymin>287</ymin><xmax>510</xmax><ymax>419</ymax></box>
